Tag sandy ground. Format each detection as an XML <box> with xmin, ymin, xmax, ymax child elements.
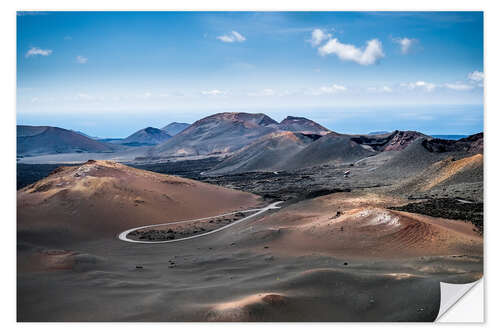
<box><xmin>17</xmin><ymin>172</ymin><xmax>482</xmax><ymax>321</ymax></box>
<box><xmin>17</xmin><ymin>160</ymin><xmax>262</xmax><ymax>245</ymax></box>
<box><xmin>245</xmin><ymin>192</ymin><xmax>482</xmax><ymax>259</ymax></box>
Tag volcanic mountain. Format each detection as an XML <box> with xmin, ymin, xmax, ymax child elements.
<box><xmin>283</xmin><ymin>133</ymin><xmax>377</xmax><ymax>170</ymax></box>
<box><xmin>198</xmin><ymin>129</ymin><xmax>433</xmax><ymax>174</ymax></box>
<box><xmin>17</xmin><ymin>125</ymin><xmax>114</xmax><ymax>156</ymax></box>
<box><xmin>110</xmin><ymin>127</ymin><xmax>171</xmax><ymax>146</ymax></box>
<box><xmin>208</xmin><ymin>131</ymin><xmax>320</xmax><ymax>175</ymax></box>
<box><xmin>71</xmin><ymin>130</ymin><xmax>101</xmax><ymax>140</ymax></box>
<box><xmin>17</xmin><ymin>160</ymin><xmax>261</xmax><ymax>245</ymax></box>
<box><xmin>149</xmin><ymin>112</ymin><xmax>279</xmax><ymax>158</ymax></box>
<box><xmin>422</xmin><ymin>132</ymin><xmax>483</xmax><ymax>154</ymax></box>
<box><xmin>350</xmin><ymin>130</ymin><xmax>430</xmax><ymax>152</ymax></box>
<box><xmin>368</xmin><ymin>133</ymin><xmax>483</xmax><ymax>183</ymax></box>
<box><xmin>162</xmin><ymin>122</ymin><xmax>191</xmax><ymax>136</ymax></box>
<box><xmin>276</xmin><ymin>116</ymin><xmax>330</xmax><ymax>134</ymax></box>
<box><xmin>398</xmin><ymin>153</ymin><xmax>483</xmax><ymax>195</ymax></box>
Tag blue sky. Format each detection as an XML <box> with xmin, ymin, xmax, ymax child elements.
<box><xmin>17</xmin><ymin>11</ymin><xmax>483</xmax><ymax>137</ymax></box>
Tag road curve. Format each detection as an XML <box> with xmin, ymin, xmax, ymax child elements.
<box><xmin>118</xmin><ymin>201</ymin><xmax>283</xmax><ymax>244</ymax></box>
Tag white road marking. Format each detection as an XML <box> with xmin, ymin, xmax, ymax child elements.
<box><xmin>456</xmin><ymin>199</ymin><xmax>473</xmax><ymax>204</ymax></box>
<box><xmin>117</xmin><ymin>201</ymin><xmax>283</xmax><ymax>244</ymax></box>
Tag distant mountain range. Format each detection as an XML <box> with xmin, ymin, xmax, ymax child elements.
<box><xmin>208</xmin><ymin>130</ymin><xmax>432</xmax><ymax>174</ymax></box>
<box><xmin>105</xmin><ymin>127</ymin><xmax>172</xmax><ymax>147</ymax></box>
<box><xmin>17</xmin><ymin>113</ymin><xmax>483</xmax><ymax>176</ymax></box>
<box><xmin>70</xmin><ymin>130</ymin><xmax>101</xmax><ymax>140</ymax></box>
<box><xmin>149</xmin><ymin>112</ymin><xmax>330</xmax><ymax>158</ymax></box>
<box><xmin>17</xmin><ymin>125</ymin><xmax>115</xmax><ymax>156</ymax></box>
<box><xmin>85</xmin><ymin>123</ymin><xmax>190</xmax><ymax>147</ymax></box>
<box><xmin>162</xmin><ymin>122</ymin><xmax>191</xmax><ymax>136</ymax></box>
<box><xmin>275</xmin><ymin>116</ymin><xmax>330</xmax><ymax>134</ymax></box>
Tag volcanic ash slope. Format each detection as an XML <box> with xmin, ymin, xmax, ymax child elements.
<box><xmin>232</xmin><ymin>192</ymin><xmax>482</xmax><ymax>259</ymax></box>
<box><xmin>17</xmin><ymin>160</ymin><xmax>262</xmax><ymax>245</ymax></box>
<box><xmin>207</xmin><ymin>131</ymin><xmax>317</xmax><ymax>175</ymax></box>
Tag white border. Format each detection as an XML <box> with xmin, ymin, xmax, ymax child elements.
<box><xmin>3</xmin><ymin>0</ymin><xmax>498</xmax><ymax>331</ymax></box>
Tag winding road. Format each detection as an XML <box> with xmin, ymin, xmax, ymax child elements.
<box><xmin>118</xmin><ymin>201</ymin><xmax>283</xmax><ymax>244</ymax></box>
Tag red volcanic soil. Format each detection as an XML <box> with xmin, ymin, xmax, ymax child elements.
<box><xmin>408</xmin><ymin>154</ymin><xmax>483</xmax><ymax>192</ymax></box>
<box><xmin>381</xmin><ymin>131</ymin><xmax>428</xmax><ymax>152</ymax></box>
<box><xmin>238</xmin><ymin>192</ymin><xmax>482</xmax><ymax>259</ymax></box>
<box><xmin>17</xmin><ymin>160</ymin><xmax>262</xmax><ymax>244</ymax></box>
<box><xmin>17</xmin><ymin>187</ymin><xmax>483</xmax><ymax>322</ymax></box>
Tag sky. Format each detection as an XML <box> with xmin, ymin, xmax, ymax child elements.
<box><xmin>17</xmin><ymin>11</ymin><xmax>484</xmax><ymax>137</ymax></box>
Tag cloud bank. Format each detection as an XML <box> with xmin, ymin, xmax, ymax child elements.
<box><xmin>444</xmin><ymin>83</ymin><xmax>474</xmax><ymax>91</ymax></box>
<box><xmin>402</xmin><ymin>81</ymin><xmax>436</xmax><ymax>92</ymax></box>
<box><xmin>201</xmin><ymin>89</ymin><xmax>227</xmax><ymax>96</ymax></box>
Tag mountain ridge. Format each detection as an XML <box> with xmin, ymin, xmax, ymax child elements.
<box><xmin>162</xmin><ymin>122</ymin><xmax>191</xmax><ymax>136</ymax></box>
<box><xmin>17</xmin><ymin>125</ymin><xmax>115</xmax><ymax>156</ymax></box>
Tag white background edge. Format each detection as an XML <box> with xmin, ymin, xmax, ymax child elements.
<box><xmin>1</xmin><ymin>0</ymin><xmax>498</xmax><ymax>332</ymax></box>
<box><xmin>437</xmin><ymin>279</ymin><xmax>484</xmax><ymax>322</ymax></box>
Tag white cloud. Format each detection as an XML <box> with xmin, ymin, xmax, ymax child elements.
<box><xmin>201</xmin><ymin>89</ymin><xmax>227</xmax><ymax>96</ymax></box>
<box><xmin>309</xmin><ymin>28</ymin><xmax>331</xmax><ymax>46</ymax></box>
<box><xmin>318</xmin><ymin>38</ymin><xmax>384</xmax><ymax>65</ymax></box>
<box><xmin>217</xmin><ymin>35</ymin><xmax>234</xmax><ymax>43</ymax></box>
<box><xmin>76</xmin><ymin>55</ymin><xmax>88</xmax><ymax>64</ymax></box>
<box><xmin>368</xmin><ymin>86</ymin><xmax>392</xmax><ymax>93</ymax></box>
<box><xmin>468</xmin><ymin>70</ymin><xmax>484</xmax><ymax>82</ymax></box>
<box><xmin>402</xmin><ymin>81</ymin><xmax>436</xmax><ymax>92</ymax></box>
<box><xmin>308</xmin><ymin>84</ymin><xmax>347</xmax><ymax>95</ymax></box>
<box><xmin>260</xmin><ymin>88</ymin><xmax>275</xmax><ymax>96</ymax></box>
<box><xmin>444</xmin><ymin>82</ymin><xmax>474</xmax><ymax>91</ymax></box>
<box><xmin>231</xmin><ymin>31</ymin><xmax>246</xmax><ymax>42</ymax></box>
<box><xmin>25</xmin><ymin>47</ymin><xmax>52</xmax><ymax>58</ymax></box>
<box><xmin>248</xmin><ymin>89</ymin><xmax>276</xmax><ymax>97</ymax></box>
<box><xmin>216</xmin><ymin>31</ymin><xmax>246</xmax><ymax>43</ymax></box>
<box><xmin>393</xmin><ymin>37</ymin><xmax>416</xmax><ymax>54</ymax></box>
